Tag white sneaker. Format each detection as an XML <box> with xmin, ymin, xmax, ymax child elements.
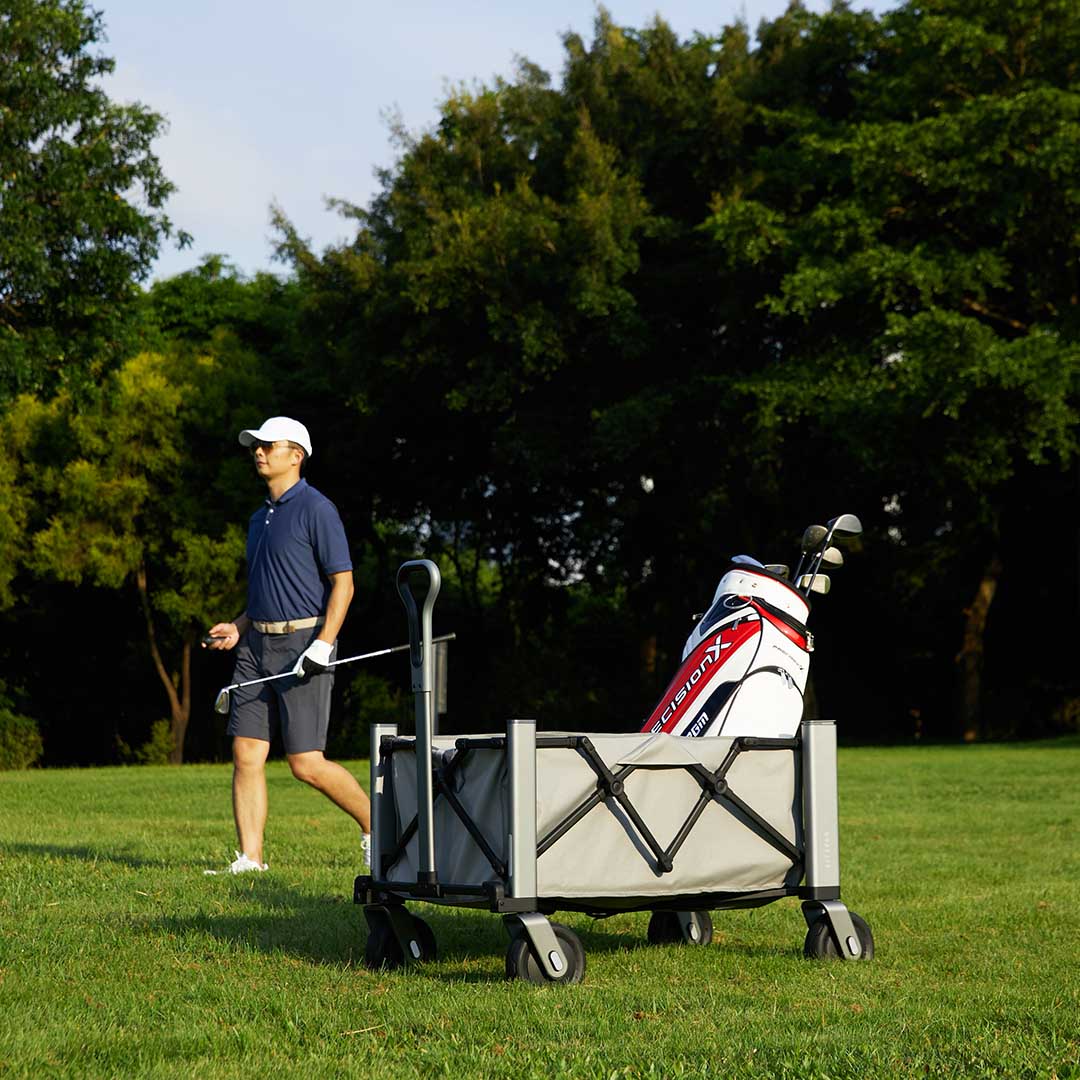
<box><xmin>361</xmin><ymin>833</ymin><xmax>371</xmax><ymax>868</ymax></box>
<box><xmin>228</xmin><ymin>851</ymin><xmax>267</xmax><ymax>873</ymax></box>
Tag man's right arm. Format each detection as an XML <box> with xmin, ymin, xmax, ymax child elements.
<box><xmin>204</xmin><ymin>613</ymin><xmax>250</xmax><ymax>650</ymax></box>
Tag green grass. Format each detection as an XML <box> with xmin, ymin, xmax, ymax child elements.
<box><xmin>1</xmin><ymin>740</ymin><xmax>1079</xmax><ymax>1079</ymax></box>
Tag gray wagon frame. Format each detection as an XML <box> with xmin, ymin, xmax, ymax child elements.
<box><xmin>353</xmin><ymin>559</ymin><xmax>873</xmax><ymax>983</ymax></box>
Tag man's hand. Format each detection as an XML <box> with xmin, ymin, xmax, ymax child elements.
<box><xmin>203</xmin><ymin>623</ymin><xmax>241</xmax><ymax>650</ymax></box>
<box><xmin>293</xmin><ymin>639</ymin><xmax>333</xmax><ymax>678</ymax></box>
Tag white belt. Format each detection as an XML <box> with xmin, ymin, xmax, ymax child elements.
<box><xmin>252</xmin><ymin>616</ymin><xmax>324</xmax><ymax>635</ymax></box>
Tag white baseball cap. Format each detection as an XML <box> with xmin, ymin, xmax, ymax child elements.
<box><xmin>238</xmin><ymin>416</ymin><xmax>313</xmax><ymax>457</ymax></box>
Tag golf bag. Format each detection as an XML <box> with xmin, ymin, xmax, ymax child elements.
<box><xmin>641</xmin><ymin>565</ymin><xmax>812</xmax><ymax>739</ymax></box>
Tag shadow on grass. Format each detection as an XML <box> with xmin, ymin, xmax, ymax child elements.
<box><xmin>6</xmin><ymin>842</ymin><xmax>805</xmax><ymax>972</ymax></box>
<box><xmin>141</xmin><ymin>876</ymin><xmax>798</xmax><ymax>978</ymax></box>
<box><xmin>144</xmin><ymin>880</ymin><xmax>509</xmax><ymax>973</ymax></box>
<box><xmin>580</xmin><ymin>915</ymin><xmax>802</xmax><ymax>960</ymax></box>
<box><xmin>0</xmin><ymin>841</ymin><xmax>162</xmax><ymax>868</ymax></box>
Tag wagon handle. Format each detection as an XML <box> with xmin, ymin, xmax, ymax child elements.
<box><xmin>395</xmin><ymin>559</ymin><xmax>442</xmax><ymax>885</ymax></box>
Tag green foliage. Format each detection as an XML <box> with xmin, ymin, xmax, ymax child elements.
<box><xmin>2</xmin><ymin>347</ymin><xmax>262</xmax><ymax>614</ymax></box>
<box><xmin>154</xmin><ymin>526</ymin><xmax>247</xmax><ymax>631</ymax></box>
<box><xmin>118</xmin><ymin>717</ymin><xmax>174</xmax><ymax>768</ymax></box>
<box><xmin>0</xmin><ymin>342</ymin><xmax>273</xmax><ymax>760</ymax></box>
<box><xmin>0</xmin><ymin>0</ymin><xmax>188</xmax><ymax>401</ymax></box>
<box><xmin>330</xmin><ymin>670</ymin><xmax>405</xmax><ymax>759</ymax></box>
<box><xmin>265</xmin><ymin>0</ymin><xmax>1080</xmax><ymax>739</ymax></box>
<box><xmin>142</xmin><ymin>255</ymin><xmax>251</xmax><ymax>342</ymax></box>
<box><xmin>0</xmin><ymin>706</ymin><xmax>43</xmax><ymax>769</ymax></box>
<box><xmin>142</xmin><ymin>255</ymin><xmax>304</xmax><ymax>358</ymax></box>
<box><xmin>3</xmin><ymin>0</ymin><xmax>1080</xmax><ymax>755</ymax></box>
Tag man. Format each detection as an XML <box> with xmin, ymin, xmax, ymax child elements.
<box><xmin>204</xmin><ymin>416</ymin><xmax>371</xmax><ymax>874</ymax></box>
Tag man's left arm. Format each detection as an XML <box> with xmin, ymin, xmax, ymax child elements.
<box><xmin>293</xmin><ymin>495</ymin><xmax>355</xmax><ymax>678</ymax></box>
<box><xmin>318</xmin><ymin>570</ymin><xmax>354</xmax><ymax>646</ymax></box>
<box><xmin>293</xmin><ymin>571</ymin><xmax>354</xmax><ymax>678</ymax></box>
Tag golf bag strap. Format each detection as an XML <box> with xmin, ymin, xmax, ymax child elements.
<box><xmin>747</xmin><ymin>596</ymin><xmax>812</xmax><ymax>652</ymax></box>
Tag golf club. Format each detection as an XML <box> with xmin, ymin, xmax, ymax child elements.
<box><xmin>212</xmin><ymin>632</ymin><xmax>457</xmax><ymax>715</ymax></box>
<box><xmin>796</xmin><ymin>573</ymin><xmax>831</xmax><ymax>595</ymax></box>
<box><xmin>792</xmin><ymin>524</ymin><xmax>828</xmax><ymax>583</ymax></box>
<box><xmin>764</xmin><ymin>563</ymin><xmax>790</xmax><ymax>578</ymax></box>
<box><xmin>800</xmin><ymin>513</ymin><xmax>862</xmax><ymax>596</ymax></box>
<box><xmin>819</xmin><ymin>546</ymin><xmax>844</xmax><ymax>569</ymax></box>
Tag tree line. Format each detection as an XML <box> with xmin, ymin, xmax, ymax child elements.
<box><xmin>1</xmin><ymin>0</ymin><xmax>1078</xmax><ymax>767</ymax></box>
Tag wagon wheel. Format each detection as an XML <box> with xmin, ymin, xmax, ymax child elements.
<box><xmin>803</xmin><ymin>910</ymin><xmax>874</xmax><ymax>960</ymax></box>
<box><xmin>505</xmin><ymin>923</ymin><xmax>586</xmax><ymax>985</ymax></box>
<box><xmin>364</xmin><ymin>913</ymin><xmax>437</xmax><ymax>969</ymax></box>
<box><xmin>406</xmin><ymin>914</ymin><xmax>437</xmax><ymax>962</ymax></box>
<box><xmin>647</xmin><ymin>910</ymin><xmax>713</xmax><ymax>946</ymax></box>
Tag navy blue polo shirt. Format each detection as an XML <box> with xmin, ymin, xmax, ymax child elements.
<box><xmin>245</xmin><ymin>479</ymin><xmax>352</xmax><ymax>623</ymax></box>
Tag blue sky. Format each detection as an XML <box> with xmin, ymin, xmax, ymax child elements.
<box><xmin>98</xmin><ymin>1</ymin><xmax>894</xmax><ymax>280</ymax></box>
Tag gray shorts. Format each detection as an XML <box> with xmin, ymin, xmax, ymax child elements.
<box><xmin>227</xmin><ymin>627</ymin><xmax>337</xmax><ymax>754</ymax></box>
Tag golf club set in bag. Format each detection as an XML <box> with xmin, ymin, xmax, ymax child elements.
<box><xmin>643</xmin><ymin>513</ymin><xmax>863</xmax><ymax>741</ymax></box>
<box><xmin>347</xmin><ymin>513</ymin><xmax>873</xmax><ymax>984</ymax></box>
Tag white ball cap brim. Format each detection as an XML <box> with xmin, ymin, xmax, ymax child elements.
<box><xmin>238</xmin><ymin>416</ymin><xmax>313</xmax><ymax>457</ymax></box>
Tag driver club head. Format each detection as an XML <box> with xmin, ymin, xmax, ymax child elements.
<box><xmin>819</xmin><ymin>546</ymin><xmax>844</xmax><ymax>568</ymax></box>
<box><xmin>214</xmin><ymin>688</ymin><xmax>231</xmax><ymax>716</ymax></box>
<box><xmin>827</xmin><ymin>513</ymin><xmax>863</xmax><ymax>542</ymax></box>
<box><xmin>793</xmin><ymin>524</ymin><xmax>830</xmax><ymax>581</ymax></box>
<box><xmin>800</xmin><ymin>524</ymin><xmax>829</xmax><ymax>553</ymax></box>
<box><xmin>797</xmin><ymin>573</ymin><xmax>831</xmax><ymax>595</ymax></box>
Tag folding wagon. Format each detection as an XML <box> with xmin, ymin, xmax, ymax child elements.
<box><xmin>353</xmin><ymin>560</ymin><xmax>873</xmax><ymax>984</ymax></box>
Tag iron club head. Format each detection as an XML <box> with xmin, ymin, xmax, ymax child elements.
<box><xmin>214</xmin><ymin>688</ymin><xmax>231</xmax><ymax>716</ymax></box>
<box><xmin>797</xmin><ymin>573</ymin><xmax>831</xmax><ymax>595</ymax></box>
<box><xmin>764</xmin><ymin>563</ymin><xmax>790</xmax><ymax>578</ymax></box>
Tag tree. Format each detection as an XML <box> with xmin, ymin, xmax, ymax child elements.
<box><xmin>272</xmin><ymin>12</ymin><xmax>846</xmax><ymax>724</ymax></box>
<box><xmin>280</xmin><ymin>1</ymin><xmax>1080</xmax><ymax>739</ymax></box>
<box><xmin>1</xmin><ymin>344</ymin><xmax>271</xmax><ymax>761</ymax></box>
<box><xmin>0</xmin><ymin>0</ymin><xmax>188</xmax><ymax>401</ymax></box>
<box><xmin>702</xmin><ymin>0</ymin><xmax>1080</xmax><ymax>736</ymax></box>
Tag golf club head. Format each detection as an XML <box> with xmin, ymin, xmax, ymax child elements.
<box><xmin>764</xmin><ymin>563</ymin><xmax>790</xmax><ymax>578</ymax></box>
<box><xmin>213</xmin><ymin>688</ymin><xmax>231</xmax><ymax>716</ymax></box>
<box><xmin>792</xmin><ymin>524</ymin><xmax>830</xmax><ymax>581</ymax></box>
<box><xmin>800</xmin><ymin>524</ymin><xmax>829</xmax><ymax>552</ymax></box>
<box><xmin>797</xmin><ymin>573</ymin><xmax>831</xmax><ymax>595</ymax></box>
<box><xmin>819</xmin><ymin>546</ymin><xmax>844</xmax><ymax>568</ymax></box>
<box><xmin>827</xmin><ymin>513</ymin><xmax>863</xmax><ymax>541</ymax></box>
<box><xmin>731</xmin><ymin>554</ymin><xmax>765</xmax><ymax>568</ymax></box>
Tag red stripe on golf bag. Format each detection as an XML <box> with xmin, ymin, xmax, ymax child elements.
<box><xmin>641</xmin><ymin>619</ymin><xmax>761</xmax><ymax>734</ymax></box>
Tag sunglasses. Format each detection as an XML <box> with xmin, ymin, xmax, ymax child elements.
<box><xmin>250</xmin><ymin>439</ymin><xmax>293</xmax><ymax>454</ymax></box>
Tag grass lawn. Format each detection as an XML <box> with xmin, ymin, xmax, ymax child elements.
<box><xmin>1</xmin><ymin>738</ymin><xmax>1078</xmax><ymax>1078</ymax></box>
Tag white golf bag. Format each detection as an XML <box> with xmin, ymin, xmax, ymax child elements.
<box><xmin>641</xmin><ymin>565</ymin><xmax>812</xmax><ymax>739</ymax></box>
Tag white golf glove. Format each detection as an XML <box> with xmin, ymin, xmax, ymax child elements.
<box><xmin>293</xmin><ymin>638</ymin><xmax>333</xmax><ymax>678</ymax></box>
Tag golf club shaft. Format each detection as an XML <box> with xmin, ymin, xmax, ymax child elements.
<box><xmin>221</xmin><ymin>632</ymin><xmax>456</xmax><ymax>694</ymax></box>
<box><xmin>793</xmin><ymin>525</ymin><xmax>829</xmax><ymax>584</ymax></box>
<box><xmin>793</xmin><ymin>550</ymin><xmax>810</xmax><ymax>583</ymax></box>
<box><xmin>803</xmin><ymin>517</ymin><xmax>860</xmax><ymax>594</ymax></box>
<box><xmin>332</xmin><ymin>631</ymin><xmax>456</xmax><ymax>669</ymax></box>
<box><xmin>803</xmin><ymin>526</ymin><xmax>840</xmax><ymax>595</ymax></box>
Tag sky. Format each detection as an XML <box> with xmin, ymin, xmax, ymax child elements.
<box><xmin>97</xmin><ymin>0</ymin><xmax>894</xmax><ymax>281</ymax></box>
